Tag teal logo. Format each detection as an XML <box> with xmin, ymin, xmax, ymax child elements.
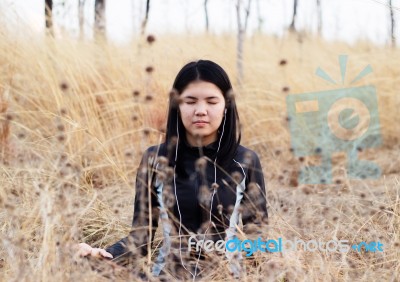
<box><xmin>286</xmin><ymin>55</ymin><xmax>382</xmax><ymax>184</ymax></box>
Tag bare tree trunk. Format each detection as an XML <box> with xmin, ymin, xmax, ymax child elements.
<box><xmin>256</xmin><ymin>0</ymin><xmax>263</xmax><ymax>33</ymax></box>
<box><xmin>389</xmin><ymin>0</ymin><xmax>396</xmax><ymax>47</ymax></box>
<box><xmin>236</xmin><ymin>0</ymin><xmax>252</xmax><ymax>86</ymax></box>
<box><xmin>45</xmin><ymin>0</ymin><xmax>53</xmax><ymax>36</ymax></box>
<box><xmin>316</xmin><ymin>0</ymin><xmax>322</xmax><ymax>36</ymax></box>
<box><xmin>94</xmin><ymin>0</ymin><xmax>106</xmax><ymax>38</ymax></box>
<box><xmin>204</xmin><ymin>0</ymin><xmax>209</xmax><ymax>32</ymax></box>
<box><xmin>236</xmin><ymin>0</ymin><xmax>244</xmax><ymax>86</ymax></box>
<box><xmin>79</xmin><ymin>0</ymin><xmax>85</xmax><ymax>40</ymax></box>
<box><xmin>289</xmin><ymin>0</ymin><xmax>298</xmax><ymax>32</ymax></box>
<box><xmin>244</xmin><ymin>0</ymin><xmax>252</xmax><ymax>31</ymax></box>
<box><xmin>141</xmin><ymin>0</ymin><xmax>150</xmax><ymax>35</ymax></box>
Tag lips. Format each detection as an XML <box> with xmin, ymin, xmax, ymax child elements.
<box><xmin>193</xmin><ymin>120</ymin><xmax>209</xmax><ymax>126</ymax></box>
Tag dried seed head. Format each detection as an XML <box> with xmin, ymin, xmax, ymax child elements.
<box><xmin>57</xmin><ymin>123</ymin><xmax>65</xmax><ymax>132</ymax></box>
<box><xmin>169</xmin><ymin>136</ymin><xmax>178</xmax><ymax>147</ymax></box>
<box><xmin>226</xmin><ymin>89</ymin><xmax>235</xmax><ymax>103</ymax></box>
<box><xmin>162</xmin><ymin>185</ymin><xmax>175</xmax><ymax>208</ymax></box>
<box><xmin>146</xmin><ymin>34</ymin><xmax>156</xmax><ymax>44</ymax></box>
<box><xmin>5</xmin><ymin>114</ymin><xmax>12</xmax><ymax>121</ymax></box>
<box><xmin>217</xmin><ymin>204</ymin><xmax>223</xmax><ymax>215</ymax></box>
<box><xmin>133</xmin><ymin>90</ymin><xmax>140</xmax><ymax>97</ymax></box>
<box><xmin>279</xmin><ymin>59</ymin><xmax>287</xmax><ymax>66</ymax></box>
<box><xmin>132</xmin><ymin>115</ymin><xmax>138</xmax><ymax>121</ymax></box>
<box><xmin>60</xmin><ymin>108</ymin><xmax>67</xmax><ymax>115</ymax></box>
<box><xmin>231</xmin><ymin>171</ymin><xmax>242</xmax><ymax>184</ymax></box>
<box><xmin>157</xmin><ymin>171</ymin><xmax>166</xmax><ymax>181</ymax></box>
<box><xmin>244</xmin><ymin>151</ymin><xmax>253</xmax><ymax>166</ymax></box>
<box><xmin>157</xmin><ymin>156</ymin><xmax>168</xmax><ymax>167</ymax></box>
<box><xmin>165</xmin><ymin>167</ymin><xmax>174</xmax><ymax>181</ymax></box>
<box><xmin>298</xmin><ymin>156</ymin><xmax>305</xmax><ymax>162</ymax></box>
<box><xmin>143</xmin><ymin>128</ymin><xmax>150</xmax><ymax>136</ymax></box>
<box><xmin>169</xmin><ymin>89</ymin><xmax>180</xmax><ymax>107</ymax></box>
<box><xmin>195</xmin><ymin>157</ymin><xmax>207</xmax><ymax>173</ymax></box>
<box><xmin>198</xmin><ymin>185</ymin><xmax>211</xmax><ymax>206</ymax></box>
<box><xmin>125</xmin><ymin>150</ymin><xmax>132</xmax><ymax>158</ymax></box>
<box><xmin>95</xmin><ymin>95</ymin><xmax>104</xmax><ymax>105</ymax></box>
<box><xmin>244</xmin><ymin>223</ymin><xmax>259</xmax><ymax>234</ymax></box>
<box><xmin>60</xmin><ymin>81</ymin><xmax>69</xmax><ymax>91</ymax></box>
<box><xmin>145</xmin><ymin>66</ymin><xmax>154</xmax><ymax>73</ymax></box>
<box><xmin>197</xmin><ymin>222</ymin><xmax>208</xmax><ymax>234</ymax></box>
<box><xmin>211</xmin><ymin>183</ymin><xmax>219</xmax><ymax>190</ymax></box>
<box><xmin>302</xmin><ymin>186</ymin><xmax>311</xmax><ymax>195</ymax></box>
<box><xmin>247</xmin><ymin>182</ymin><xmax>260</xmax><ymax>199</ymax></box>
<box><xmin>57</xmin><ymin>134</ymin><xmax>65</xmax><ymax>142</ymax></box>
<box><xmin>282</xmin><ymin>86</ymin><xmax>290</xmax><ymax>92</ymax></box>
<box><xmin>145</xmin><ymin>94</ymin><xmax>153</xmax><ymax>101</ymax></box>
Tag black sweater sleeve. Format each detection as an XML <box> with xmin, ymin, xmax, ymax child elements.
<box><xmin>241</xmin><ymin>150</ymin><xmax>268</xmax><ymax>227</ymax></box>
<box><xmin>105</xmin><ymin>148</ymin><xmax>159</xmax><ymax>261</ymax></box>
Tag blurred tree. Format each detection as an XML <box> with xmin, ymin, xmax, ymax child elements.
<box><xmin>316</xmin><ymin>0</ymin><xmax>322</xmax><ymax>36</ymax></box>
<box><xmin>204</xmin><ymin>0</ymin><xmax>209</xmax><ymax>32</ymax></box>
<box><xmin>79</xmin><ymin>0</ymin><xmax>86</xmax><ymax>40</ymax></box>
<box><xmin>256</xmin><ymin>0</ymin><xmax>264</xmax><ymax>33</ymax></box>
<box><xmin>289</xmin><ymin>0</ymin><xmax>298</xmax><ymax>32</ymax></box>
<box><xmin>94</xmin><ymin>0</ymin><xmax>106</xmax><ymax>38</ymax></box>
<box><xmin>236</xmin><ymin>0</ymin><xmax>252</xmax><ymax>86</ymax></box>
<box><xmin>389</xmin><ymin>0</ymin><xmax>396</xmax><ymax>47</ymax></box>
<box><xmin>45</xmin><ymin>0</ymin><xmax>53</xmax><ymax>36</ymax></box>
<box><xmin>141</xmin><ymin>0</ymin><xmax>150</xmax><ymax>35</ymax></box>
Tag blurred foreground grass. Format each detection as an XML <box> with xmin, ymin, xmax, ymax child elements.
<box><xmin>0</xmin><ymin>26</ymin><xmax>399</xmax><ymax>281</ymax></box>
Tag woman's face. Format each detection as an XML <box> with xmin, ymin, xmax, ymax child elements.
<box><xmin>179</xmin><ymin>80</ymin><xmax>226</xmax><ymax>147</ymax></box>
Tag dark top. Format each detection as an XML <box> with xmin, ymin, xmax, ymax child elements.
<box><xmin>105</xmin><ymin>140</ymin><xmax>268</xmax><ymax>274</ymax></box>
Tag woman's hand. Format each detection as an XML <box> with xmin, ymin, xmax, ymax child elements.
<box><xmin>77</xmin><ymin>243</ymin><xmax>113</xmax><ymax>259</ymax></box>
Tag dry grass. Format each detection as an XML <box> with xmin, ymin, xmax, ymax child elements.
<box><xmin>0</xmin><ymin>22</ymin><xmax>399</xmax><ymax>282</ymax></box>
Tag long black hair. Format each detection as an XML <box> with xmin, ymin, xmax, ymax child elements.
<box><xmin>165</xmin><ymin>60</ymin><xmax>241</xmax><ymax>167</ymax></box>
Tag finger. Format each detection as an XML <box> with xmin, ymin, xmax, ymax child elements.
<box><xmin>99</xmin><ymin>249</ymin><xmax>113</xmax><ymax>259</ymax></box>
<box><xmin>78</xmin><ymin>243</ymin><xmax>92</xmax><ymax>257</ymax></box>
<box><xmin>90</xmin><ymin>248</ymin><xmax>102</xmax><ymax>257</ymax></box>
<box><xmin>81</xmin><ymin>249</ymin><xmax>92</xmax><ymax>257</ymax></box>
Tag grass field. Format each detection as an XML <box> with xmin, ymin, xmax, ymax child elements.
<box><xmin>0</xmin><ymin>25</ymin><xmax>399</xmax><ymax>281</ymax></box>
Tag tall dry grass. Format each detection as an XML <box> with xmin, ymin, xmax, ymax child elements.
<box><xmin>0</xmin><ymin>22</ymin><xmax>399</xmax><ymax>281</ymax></box>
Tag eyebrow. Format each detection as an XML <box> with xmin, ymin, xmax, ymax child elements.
<box><xmin>183</xmin><ymin>96</ymin><xmax>220</xmax><ymax>100</ymax></box>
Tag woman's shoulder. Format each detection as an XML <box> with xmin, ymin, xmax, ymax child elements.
<box><xmin>143</xmin><ymin>143</ymin><xmax>168</xmax><ymax>156</ymax></box>
<box><xmin>144</xmin><ymin>142</ymin><xmax>167</xmax><ymax>156</ymax></box>
<box><xmin>236</xmin><ymin>145</ymin><xmax>259</xmax><ymax>158</ymax></box>
<box><xmin>234</xmin><ymin>145</ymin><xmax>262</xmax><ymax>166</ymax></box>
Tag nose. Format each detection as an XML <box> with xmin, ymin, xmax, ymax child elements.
<box><xmin>194</xmin><ymin>103</ymin><xmax>207</xmax><ymax>116</ymax></box>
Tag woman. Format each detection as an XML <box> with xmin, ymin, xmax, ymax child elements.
<box><xmin>78</xmin><ymin>60</ymin><xmax>268</xmax><ymax>280</ymax></box>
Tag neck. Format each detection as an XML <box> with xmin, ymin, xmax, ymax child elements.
<box><xmin>185</xmin><ymin>133</ymin><xmax>217</xmax><ymax>147</ymax></box>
